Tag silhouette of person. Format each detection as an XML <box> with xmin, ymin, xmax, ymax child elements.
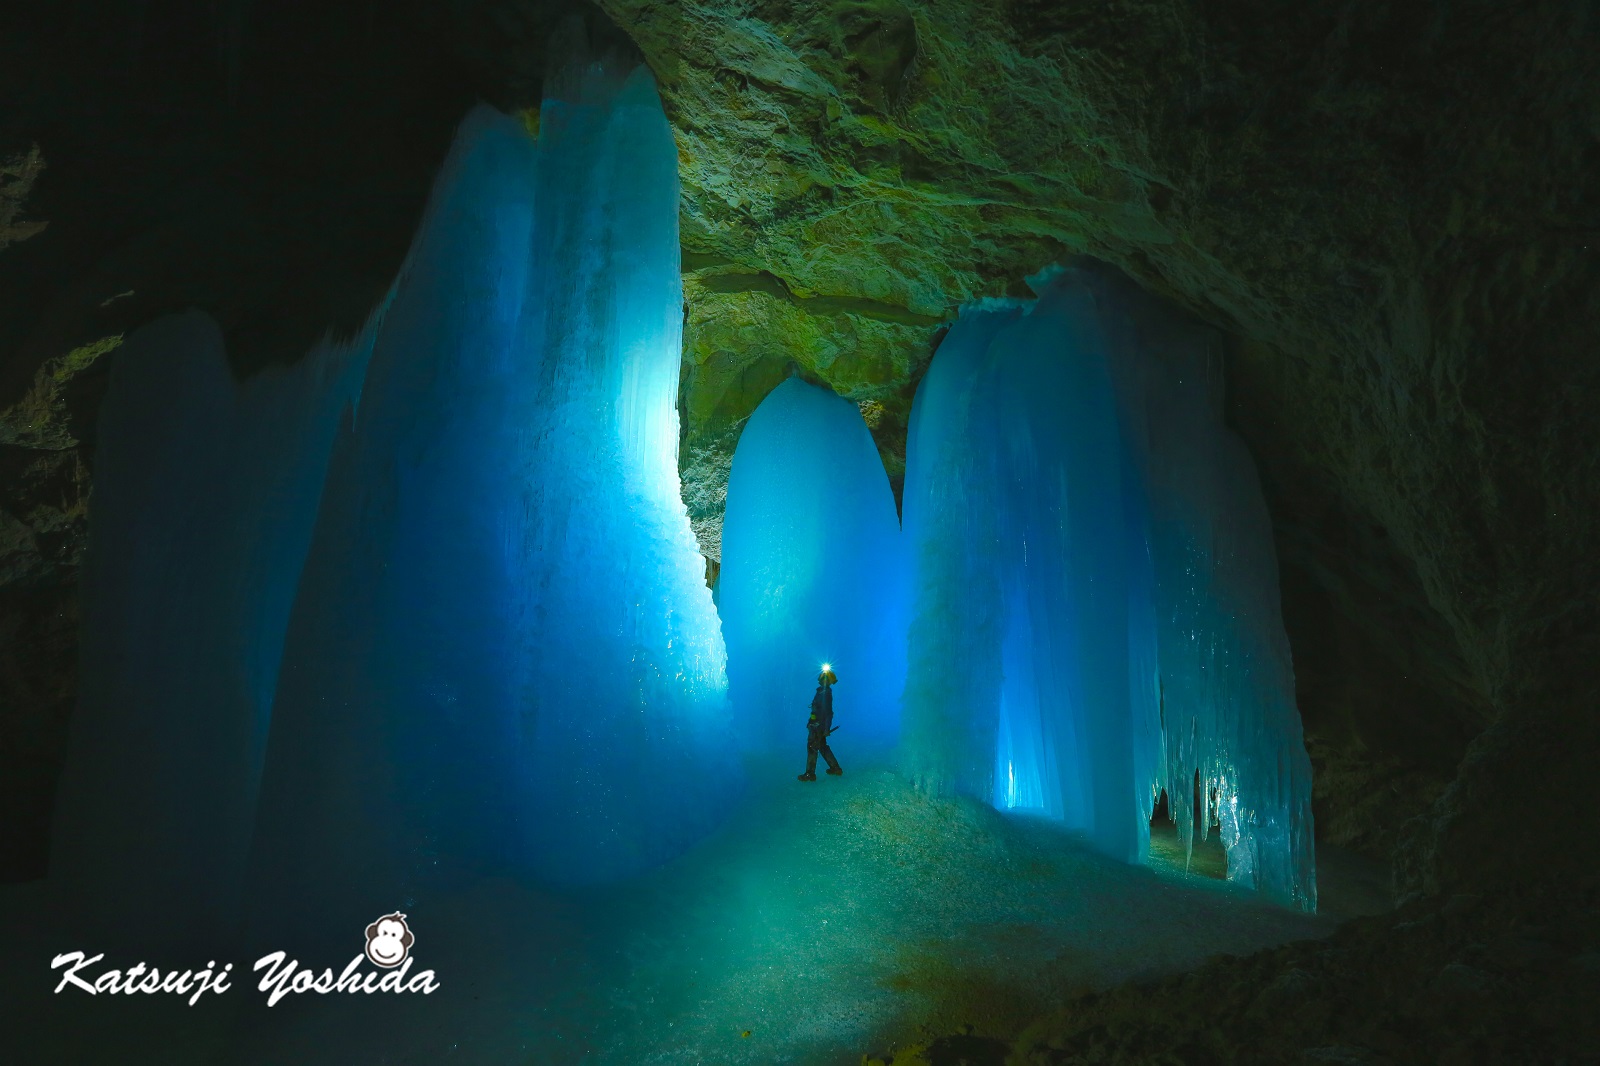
<box><xmin>798</xmin><ymin>666</ymin><xmax>842</xmax><ymax>781</ymax></box>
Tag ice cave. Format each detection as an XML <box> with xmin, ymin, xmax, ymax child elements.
<box><xmin>5</xmin><ymin>3</ymin><xmax>1594</xmax><ymax>1064</ymax></box>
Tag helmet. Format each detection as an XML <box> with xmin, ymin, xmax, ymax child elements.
<box><xmin>819</xmin><ymin>667</ymin><xmax>838</xmax><ymax>686</ymax></box>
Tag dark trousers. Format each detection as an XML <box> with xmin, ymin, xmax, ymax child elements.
<box><xmin>806</xmin><ymin>733</ymin><xmax>840</xmax><ymax>774</ymax></box>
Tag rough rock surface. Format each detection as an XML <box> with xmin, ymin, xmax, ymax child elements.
<box><xmin>865</xmin><ymin>874</ymin><xmax>1600</xmax><ymax>1065</ymax></box>
<box><xmin>0</xmin><ymin>145</ymin><xmax>47</xmax><ymax>253</ymax></box>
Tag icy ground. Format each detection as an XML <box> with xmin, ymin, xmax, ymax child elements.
<box><xmin>1</xmin><ymin>759</ymin><xmax>1383</xmax><ymax>1065</ymax></box>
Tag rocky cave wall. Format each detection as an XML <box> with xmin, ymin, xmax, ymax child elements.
<box><xmin>2</xmin><ymin>0</ymin><xmax>1596</xmax><ymax>903</ymax></box>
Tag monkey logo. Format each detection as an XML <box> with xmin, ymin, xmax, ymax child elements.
<box><xmin>363</xmin><ymin>912</ymin><xmax>414</xmax><ymax>969</ymax></box>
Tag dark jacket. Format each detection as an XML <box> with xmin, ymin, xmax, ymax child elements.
<box><xmin>808</xmin><ymin>684</ymin><xmax>834</xmax><ymax>735</ymax></box>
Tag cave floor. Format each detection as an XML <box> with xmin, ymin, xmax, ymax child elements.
<box><xmin>1</xmin><ymin>759</ymin><xmax>1384</xmax><ymax>1065</ymax></box>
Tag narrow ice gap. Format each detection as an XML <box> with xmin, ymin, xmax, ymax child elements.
<box><xmin>718</xmin><ymin>376</ymin><xmax>909</xmax><ymax>756</ymax></box>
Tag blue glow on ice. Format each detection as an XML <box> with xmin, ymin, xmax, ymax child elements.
<box><xmin>719</xmin><ymin>377</ymin><xmax>909</xmax><ymax>753</ymax></box>
<box><xmin>900</xmin><ymin>267</ymin><xmax>1316</xmax><ymax>910</ymax></box>
<box><xmin>51</xmin><ymin>310</ymin><xmax>373</xmax><ymax>943</ymax></box>
<box><xmin>248</xmin><ymin>59</ymin><xmax>736</xmax><ymax>927</ymax></box>
<box><xmin>54</xmin><ymin>43</ymin><xmax>1312</xmax><ymax>947</ymax></box>
<box><xmin>59</xmin><ymin>48</ymin><xmax>740</xmax><ymax>944</ymax></box>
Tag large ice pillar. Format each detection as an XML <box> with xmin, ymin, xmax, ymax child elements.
<box><xmin>1119</xmin><ymin>280</ymin><xmax>1317</xmax><ymax>908</ymax></box>
<box><xmin>899</xmin><ymin>266</ymin><xmax>1316</xmax><ymax>909</ymax></box>
<box><xmin>50</xmin><ymin>311</ymin><xmax>372</xmax><ymax>946</ymax></box>
<box><xmin>901</xmin><ymin>283</ymin><xmax>1148</xmax><ymax>862</ymax></box>
<box><xmin>719</xmin><ymin>377</ymin><xmax>908</xmax><ymax>754</ymax></box>
<box><xmin>516</xmin><ymin>55</ymin><xmax>734</xmax><ymax>883</ymax></box>
<box><xmin>899</xmin><ymin>305</ymin><xmax>1013</xmax><ymax>800</ymax></box>
<box><xmin>248</xmin><ymin>52</ymin><xmax>732</xmax><ymax>937</ymax></box>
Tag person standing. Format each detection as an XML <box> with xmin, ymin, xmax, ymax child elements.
<box><xmin>798</xmin><ymin>665</ymin><xmax>842</xmax><ymax>781</ymax></box>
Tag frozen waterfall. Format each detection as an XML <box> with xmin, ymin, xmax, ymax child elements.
<box><xmin>719</xmin><ymin>377</ymin><xmax>909</xmax><ymax>754</ymax></box>
<box><xmin>248</xmin><ymin>59</ymin><xmax>735</xmax><ymax>939</ymax></box>
<box><xmin>56</xmin><ymin>47</ymin><xmax>738</xmax><ymax>946</ymax></box>
<box><xmin>50</xmin><ymin>311</ymin><xmax>374</xmax><ymax>946</ymax></box>
<box><xmin>899</xmin><ymin>267</ymin><xmax>1316</xmax><ymax>910</ymax></box>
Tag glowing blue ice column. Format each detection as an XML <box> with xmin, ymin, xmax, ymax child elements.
<box><xmin>988</xmin><ymin>274</ymin><xmax>1147</xmax><ymax>863</ymax></box>
<box><xmin>51</xmin><ymin>310</ymin><xmax>372</xmax><ymax>947</ymax></box>
<box><xmin>901</xmin><ymin>275</ymin><xmax>1166</xmax><ymax>865</ymax></box>
<box><xmin>247</xmin><ymin>108</ymin><xmax>546</xmax><ymax>932</ymax></box>
<box><xmin>252</xmin><ymin>61</ymin><xmax>734</xmax><ymax>925</ymax></box>
<box><xmin>719</xmin><ymin>377</ymin><xmax>909</xmax><ymax>754</ymax></box>
<box><xmin>515</xmin><ymin>59</ymin><xmax>736</xmax><ymax>882</ymax></box>
<box><xmin>1140</xmin><ymin>338</ymin><xmax>1316</xmax><ymax>909</ymax></box>
<box><xmin>899</xmin><ymin>305</ymin><xmax>1018</xmax><ymax>798</ymax></box>
<box><xmin>902</xmin><ymin>266</ymin><xmax>1313</xmax><ymax>901</ymax></box>
<box><xmin>1084</xmin><ymin>263</ymin><xmax>1314</xmax><ymax>909</ymax></box>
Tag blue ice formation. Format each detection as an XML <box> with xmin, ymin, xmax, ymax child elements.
<box><xmin>58</xmin><ymin>49</ymin><xmax>737</xmax><ymax>944</ymax></box>
<box><xmin>51</xmin><ymin>310</ymin><xmax>373</xmax><ymax>945</ymax></box>
<box><xmin>719</xmin><ymin>377</ymin><xmax>909</xmax><ymax>754</ymax></box>
<box><xmin>899</xmin><ymin>267</ymin><xmax>1316</xmax><ymax>910</ymax></box>
<box><xmin>1126</xmin><ymin>291</ymin><xmax>1315</xmax><ymax>909</ymax></box>
<box><xmin>249</xmin><ymin>59</ymin><xmax>734</xmax><ymax>931</ymax></box>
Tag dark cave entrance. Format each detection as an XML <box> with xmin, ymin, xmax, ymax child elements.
<box><xmin>1148</xmin><ymin>773</ymin><xmax>1228</xmax><ymax>881</ymax></box>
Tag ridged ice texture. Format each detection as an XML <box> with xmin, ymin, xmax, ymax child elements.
<box><xmin>900</xmin><ymin>282</ymin><xmax>1147</xmax><ymax>864</ymax></box>
<box><xmin>899</xmin><ymin>306</ymin><xmax>1012</xmax><ymax>804</ymax></box>
<box><xmin>719</xmin><ymin>377</ymin><xmax>909</xmax><ymax>754</ymax></box>
<box><xmin>245</xmin><ymin>63</ymin><xmax>736</xmax><ymax>937</ymax></box>
<box><xmin>51</xmin><ymin>310</ymin><xmax>373</xmax><ymax>946</ymax></box>
<box><xmin>1123</xmin><ymin>310</ymin><xmax>1317</xmax><ymax>909</ymax></box>
<box><xmin>517</xmin><ymin>59</ymin><xmax>736</xmax><ymax>883</ymax></box>
<box><xmin>900</xmin><ymin>267</ymin><xmax>1316</xmax><ymax>909</ymax></box>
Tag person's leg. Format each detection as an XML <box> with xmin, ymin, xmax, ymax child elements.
<box><xmin>799</xmin><ymin>740</ymin><xmax>818</xmax><ymax>779</ymax></box>
<box><xmin>819</xmin><ymin>743</ymin><xmax>841</xmax><ymax>774</ymax></box>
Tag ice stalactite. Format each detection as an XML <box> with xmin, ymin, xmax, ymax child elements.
<box><xmin>1112</xmin><ymin>275</ymin><xmax>1317</xmax><ymax>909</ymax></box>
<box><xmin>719</xmin><ymin>377</ymin><xmax>909</xmax><ymax>754</ymax></box>
<box><xmin>248</xmin><ymin>52</ymin><xmax>733</xmax><ymax>942</ymax></box>
<box><xmin>51</xmin><ymin>310</ymin><xmax>374</xmax><ymax>947</ymax></box>
<box><xmin>899</xmin><ymin>267</ymin><xmax>1316</xmax><ymax>909</ymax></box>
